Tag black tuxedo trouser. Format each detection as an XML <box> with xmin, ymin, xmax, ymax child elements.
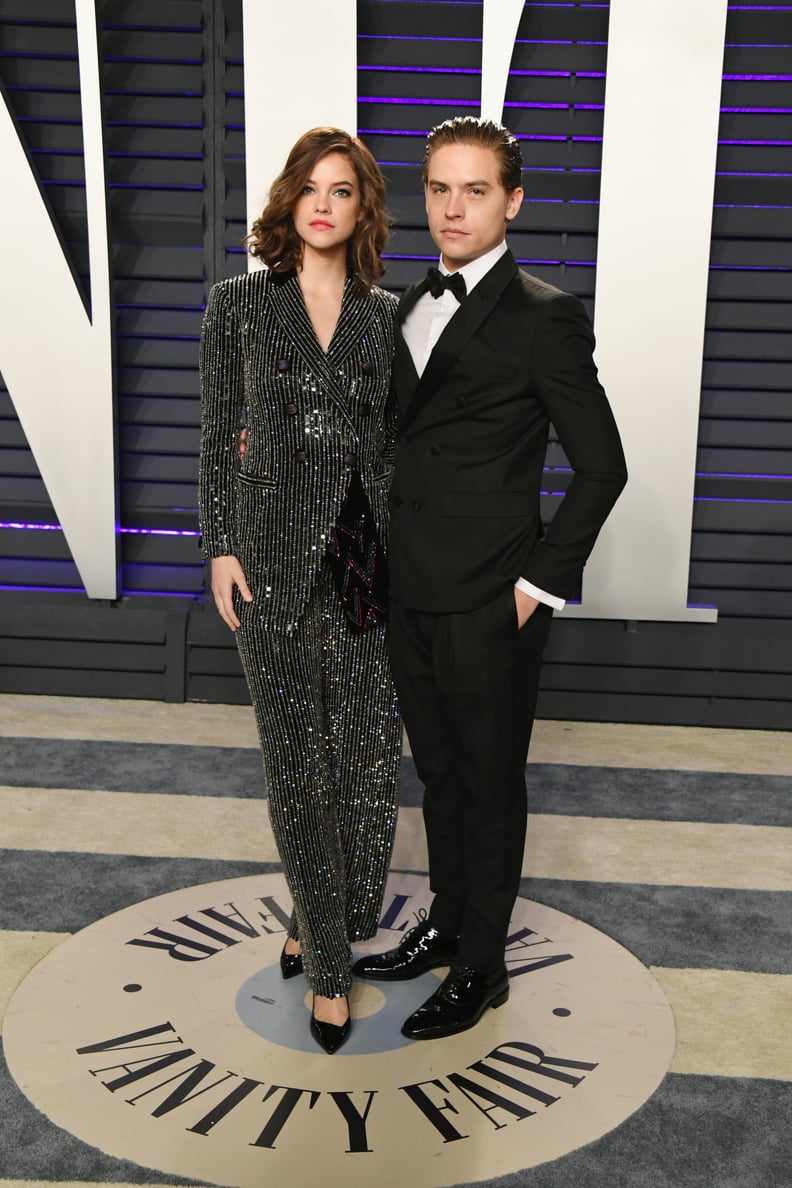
<box><xmin>388</xmin><ymin>588</ymin><xmax>553</xmax><ymax>976</ymax></box>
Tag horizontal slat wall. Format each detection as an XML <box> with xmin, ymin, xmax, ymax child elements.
<box><xmin>0</xmin><ymin>0</ymin><xmax>790</xmax><ymax>727</ymax></box>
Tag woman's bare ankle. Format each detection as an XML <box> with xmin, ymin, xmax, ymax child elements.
<box><xmin>312</xmin><ymin>994</ymin><xmax>349</xmax><ymax>1025</ymax></box>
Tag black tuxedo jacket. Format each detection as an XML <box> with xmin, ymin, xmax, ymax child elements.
<box><xmin>388</xmin><ymin>250</ymin><xmax>627</xmax><ymax>612</ymax></box>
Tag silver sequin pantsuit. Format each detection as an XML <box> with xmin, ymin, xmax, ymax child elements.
<box><xmin>237</xmin><ymin>564</ymin><xmax>400</xmax><ymax>997</ymax></box>
<box><xmin>198</xmin><ymin>268</ymin><xmax>401</xmax><ymax>998</ymax></box>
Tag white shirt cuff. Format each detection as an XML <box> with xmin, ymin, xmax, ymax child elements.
<box><xmin>515</xmin><ymin>577</ymin><xmax>565</xmax><ymax>611</ymax></box>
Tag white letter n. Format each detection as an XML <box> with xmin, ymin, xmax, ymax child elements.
<box><xmin>0</xmin><ymin>0</ymin><xmax>116</xmax><ymax>599</ymax></box>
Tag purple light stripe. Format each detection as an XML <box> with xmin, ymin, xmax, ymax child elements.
<box><xmin>357</xmin><ymin>34</ymin><xmax>482</xmax><ymax>43</ymax></box>
<box><xmin>103</xmin><ymin>56</ymin><xmax>203</xmax><ymax>66</ymax></box>
<box><xmin>719</xmin><ymin>139</ymin><xmax>792</xmax><ymax>145</ymax></box>
<box><xmin>103</xmin><ymin>91</ymin><xmax>204</xmax><ymax>98</ymax></box>
<box><xmin>694</xmin><ymin>496</ymin><xmax>792</xmax><ymax>505</ymax></box>
<box><xmin>721</xmin><ymin>107</ymin><xmax>792</xmax><ymax>113</ymax></box>
<box><xmin>0</xmin><ymin>522</ymin><xmax>62</xmax><ymax>532</ymax></box>
<box><xmin>358</xmin><ymin>97</ymin><xmax>479</xmax><ymax>106</ymax></box>
<box><xmin>120</xmin><ymin>590</ymin><xmax>199</xmax><ymax>598</ymax></box>
<box><xmin>717</xmin><ymin>171</ymin><xmax>792</xmax><ymax>177</ymax></box>
<box><xmin>0</xmin><ymin>51</ymin><xmax>77</xmax><ymax>61</ymax></box>
<box><xmin>106</xmin><ymin>121</ymin><xmax>203</xmax><ymax>129</ymax></box>
<box><xmin>121</xmin><ymin>527</ymin><xmax>201</xmax><ymax>536</ymax></box>
<box><xmin>358</xmin><ymin>66</ymin><xmax>605</xmax><ymax>79</ymax></box>
<box><xmin>360</xmin><ymin>129</ymin><xmax>597</xmax><ymax>143</ymax></box>
<box><xmin>7</xmin><ymin>21</ymin><xmax>203</xmax><ymax>36</ymax></box>
<box><xmin>504</xmin><ymin>102</ymin><xmax>573</xmax><ymax>109</ymax></box>
<box><xmin>0</xmin><ymin>521</ymin><xmax>200</xmax><ymax>537</ymax></box>
<box><xmin>709</xmin><ymin>264</ymin><xmax>791</xmax><ymax>271</ymax></box>
<box><xmin>0</xmin><ymin>585</ymin><xmax>85</xmax><ymax>594</ymax></box>
<box><xmin>32</xmin><ymin>149</ymin><xmax>205</xmax><ymax>161</ymax></box>
<box><xmin>0</xmin><ymin>584</ymin><xmax>201</xmax><ymax>598</ymax></box>
<box><xmin>715</xmin><ymin>203</ymin><xmax>792</xmax><ymax>209</ymax></box>
<box><xmin>723</xmin><ymin>74</ymin><xmax>792</xmax><ymax>80</ymax></box>
<box><xmin>698</xmin><ymin>473</ymin><xmax>792</xmax><ymax>480</ymax></box>
<box><xmin>107</xmin><ymin>184</ymin><xmax>204</xmax><ymax>191</ymax></box>
<box><xmin>101</xmin><ymin>24</ymin><xmax>202</xmax><ymax>32</ymax></box>
<box><xmin>18</xmin><ymin>118</ymin><xmax>82</xmax><ymax>126</ymax></box>
<box><xmin>358</xmin><ymin>65</ymin><xmax>480</xmax><ymax>74</ymax></box>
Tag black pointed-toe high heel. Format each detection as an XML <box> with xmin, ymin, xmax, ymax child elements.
<box><xmin>310</xmin><ymin>996</ymin><xmax>350</xmax><ymax>1055</ymax></box>
<box><xmin>280</xmin><ymin>944</ymin><xmax>303</xmax><ymax>979</ymax></box>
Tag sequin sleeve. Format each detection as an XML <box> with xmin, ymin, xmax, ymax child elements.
<box><xmin>198</xmin><ymin>280</ymin><xmax>245</xmax><ymax>558</ymax></box>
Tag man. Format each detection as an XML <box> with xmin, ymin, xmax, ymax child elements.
<box><xmin>353</xmin><ymin>117</ymin><xmax>627</xmax><ymax>1040</ymax></box>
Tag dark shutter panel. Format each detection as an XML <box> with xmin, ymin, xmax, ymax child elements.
<box><xmin>0</xmin><ymin>0</ymin><xmax>790</xmax><ymax>724</ymax></box>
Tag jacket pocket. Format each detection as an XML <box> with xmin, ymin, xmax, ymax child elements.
<box><xmin>238</xmin><ymin>471</ymin><xmax>278</xmax><ymax>491</ymax></box>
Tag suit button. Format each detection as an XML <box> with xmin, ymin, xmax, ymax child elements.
<box><xmin>361</xmin><ymin>360</ymin><xmax>374</xmax><ymax>375</ymax></box>
<box><xmin>276</xmin><ymin>358</ymin><xmax>290</xmax><ymax>373</ymax></box>
<box><xmin>359</xmin><ymin>401</ymin><xmax>371</xmax><ymax>417</ymax></box>
<box><xmin>343</xmin><ymin>452</ymin><xmax>358</xmax><ymax>466</ymax></box>
<box><xmin>392</xmin><ymin>495</ymin><xmax>403</xmax><ymax>508</ymax></box>
<box><xmin>284</xmin><ymin>403</ymin><xmax>298</xmax><ymax>416</ymax></box>
<box><xmin>429</xmin><ymin>443</ymin><xmax>441</xmax><ymax>456</ymax></box>
<box><xmin>295</xmin><ymin>450</ymin><xmax>307</xmax><ymax>463</ymax></box>
<box><xmin>411</xmin><ymin>500</ymin><xmax>421</xmax><ymax>512</ymax></box>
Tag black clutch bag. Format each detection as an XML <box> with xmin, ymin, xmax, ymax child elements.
<box><xmin>326</xmin><ymin>469</ymin><xmax>388</xmax><ymax>630</ymax></box>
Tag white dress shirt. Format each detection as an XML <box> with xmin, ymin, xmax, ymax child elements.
<box><xmin>402</xmin><ymin>242</ymin><xmax>565</xmax><ymax>612</ymax></box>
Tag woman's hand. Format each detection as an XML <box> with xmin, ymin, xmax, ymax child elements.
<box><xmin>210</xmin><ymin>554</ymin><xmax>252</xmax><ymax>631</ymax></box>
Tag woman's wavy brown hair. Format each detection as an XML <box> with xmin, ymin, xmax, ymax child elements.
<box><xmin>245</xmin><ymin>127</ymin><xmax>389</xmax><ymax>293</ymax></box>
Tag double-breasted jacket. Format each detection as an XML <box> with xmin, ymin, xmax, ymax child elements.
<box><xmin>199</xmin><ymin>268</ymin><xmax>398</xmax><ymax>631</ymax></box>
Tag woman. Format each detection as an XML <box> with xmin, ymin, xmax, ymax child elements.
<box><xmin>198</xmin><ymin>128</ymin><xmax>400</xmax><ymax>1054</ymax></box>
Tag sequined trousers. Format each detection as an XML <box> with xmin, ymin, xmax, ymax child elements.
<box><xmin>235</xmin><ymin>562</ymin><xmax>401</xmax><ymax>998</ymax></box>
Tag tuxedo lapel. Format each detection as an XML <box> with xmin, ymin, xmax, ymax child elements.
<box><xmin>399</xmin><ymin>251</ymin><xmax>518</xmax><ymax>432</ymax></box>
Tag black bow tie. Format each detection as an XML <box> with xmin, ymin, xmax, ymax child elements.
<box><xmin>425</xmin><ymin>266</ymin><xmax>466</xmax><ymax>302</ymax></box>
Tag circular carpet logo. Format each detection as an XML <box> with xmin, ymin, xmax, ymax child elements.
<box><xmin>4</xmin><ymin>873</ymin><xmax>675</xmax><ymax>1187</ymax></box>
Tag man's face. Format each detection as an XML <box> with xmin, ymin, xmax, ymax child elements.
<box><xmin>424</xmin><ymin>142</ymin><xmax>523</xmax><ymax>271</ymax></box>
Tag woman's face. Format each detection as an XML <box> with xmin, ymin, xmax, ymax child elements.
<box><xmin>292</xmin><ymin>152</ymin><xmax>363</xmax><ymax>254</ymax></box>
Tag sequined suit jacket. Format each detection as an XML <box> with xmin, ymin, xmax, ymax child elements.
<box><xmin>199</xmin><ymin>268</ymin><xmax>398</xmax><ymax>631</ymax></box>
<box><xmin>388</xmin><ymin>250</ymin><xmax>627</xmax><ymax>612</ymax></box>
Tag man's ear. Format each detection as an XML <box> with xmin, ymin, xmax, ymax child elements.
<box><xmin>506</xmin><ymin>186</ymin><xmax>524</xmax><ymax>221</ymax></box>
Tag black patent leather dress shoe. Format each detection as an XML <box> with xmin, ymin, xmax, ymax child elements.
<box><xmin>352</xmin><ymin>920</ymin><xmax>457</xmax><ymax>981</ymax></box>
<box><xmin>280</xmin><ymin>945</ymin><xmax>303</xmax><ymax>979</ymax></box>
<box><xmin>310</xmin><ymin>996</ymin><xmax>350</xmax><ymax>1055</ymax></box>
<box><xmin>401</xmin><ymin>964</ymin><xmax>509</xmax><ymax>1040</ymax></box>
